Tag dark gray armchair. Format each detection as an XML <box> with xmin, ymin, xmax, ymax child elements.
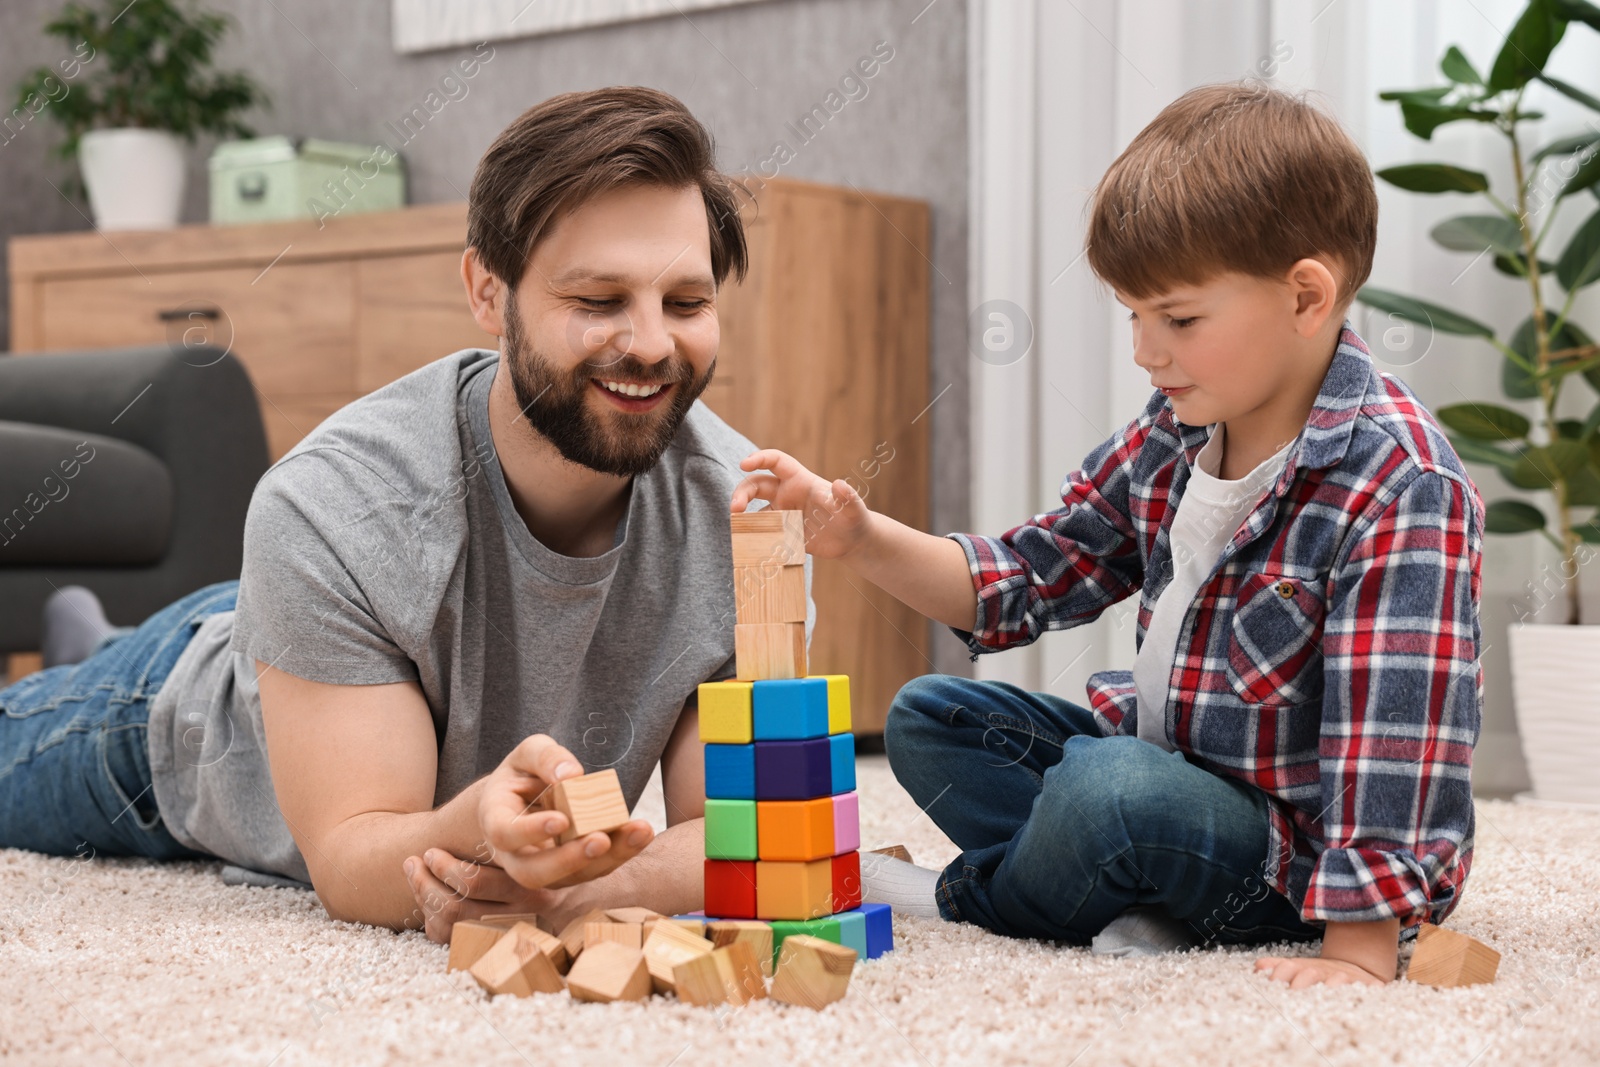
<box><xmin>0</xmin><ymin>345</ymin><xmax>269</xmax><ymax>652</ymax></box>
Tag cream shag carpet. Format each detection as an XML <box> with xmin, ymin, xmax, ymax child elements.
<box><xmin>2</xmin><ymin>755</ymin><xmax>1597</xmax><ymax>1066</ymax></box>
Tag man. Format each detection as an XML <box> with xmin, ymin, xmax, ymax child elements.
<box><xmin>0</xmin><ymin>87</ymin><xmax>772</xmax><ymax>943</ymax></box>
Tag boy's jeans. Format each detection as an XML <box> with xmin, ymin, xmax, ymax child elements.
<box><xmin>886</xmin><ymin>675</ymin><xmax>1324</xmax><ymax>946</ymax></box>
<box><xmin>0</xmin><ymin>582</ymin><xmax>237</xmax><ymax>860</ymax></box>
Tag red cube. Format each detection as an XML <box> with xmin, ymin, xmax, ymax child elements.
<box><xmin>831</xmin><ymin>851</ymin><xmax>862</xmax><ymax>911</ymax></box>
<box><xmin>705</xmin><ymin>859</ymin><xmax>758</xmax><ymax>919</ymax></box>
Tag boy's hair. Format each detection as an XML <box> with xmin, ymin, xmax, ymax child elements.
<box><xmin>467</xmin><ymin>86</ymin><xmax>748</xmax><ymax>290</ymax></box>
<box><xmin>1085</xmin><ymin>82</ymin><xmax>1377</xmax><ymax>306</ymax></box>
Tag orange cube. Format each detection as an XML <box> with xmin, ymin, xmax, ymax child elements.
<box><xmin>755</xmin><ymin>858</ymin><xmax>835</xmax><ymax>921</ymax></box>
<box><xmin>757</xmin><ymin>798</ymin><xmax>835</xmax><ymax>861</ymax></box>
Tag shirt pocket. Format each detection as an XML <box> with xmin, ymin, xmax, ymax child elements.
<box><xmin>1226</xmin><ymin>571</ymin><xmax>1326</xmax><ymax>707</ymax></box>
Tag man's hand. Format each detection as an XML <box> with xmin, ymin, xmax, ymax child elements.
<box><xmin>730</xmin><ymin>449</ymin><xmax>873</xmax><ymax>560</ymax></box>
<box><xmin>403</xmin><ymin>734</ymin><xmax>654</xmax><ymax>942</ymax></box>
<box><xmin>405</xmin><ymin>850</ymin><xmax>572</xmax><ymax>944</ymax></box>
<box><xmin>1255</xmin><ymin>955</ymin><xmax>1388</xmax><ymax>988</ymax></box>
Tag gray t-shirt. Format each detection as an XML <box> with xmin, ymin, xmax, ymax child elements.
<box><xmin>148</xmin><ymin>349</ymin><xmax>776</xmax><ymax>882</ymax></box>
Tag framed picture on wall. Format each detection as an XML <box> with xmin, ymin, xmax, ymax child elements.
<box><xmin>392</xmin><ymin>0</ymin><xmax>779</xmax><ymax>53</ymax></box>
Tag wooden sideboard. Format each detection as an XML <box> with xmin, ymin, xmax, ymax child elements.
<box><xmin>6</xmin><ymin>177</ymin><xmax>931</xmax><ymax>732</ymax></box>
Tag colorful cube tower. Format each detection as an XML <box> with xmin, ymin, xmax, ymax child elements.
<box><xmin>696</xmin><ymin>510</ymin><xmax>892</xmax><ymax>963</ymax></box>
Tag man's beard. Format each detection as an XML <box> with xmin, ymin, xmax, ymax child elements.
<box><xmin>501</xmin><ymin>290</ymin><xmax>713</xmax><ymax>477</ymax></box>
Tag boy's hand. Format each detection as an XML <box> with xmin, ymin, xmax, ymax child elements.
<box><xmin>731</xmin><ymin>449</ymin><xmax>873</xmax><ymax>560</ymax></box>
<box><xmin>1255</xmin><ymin>955</ymin><xmax>1389</xmax><ymax>988</ymax></box>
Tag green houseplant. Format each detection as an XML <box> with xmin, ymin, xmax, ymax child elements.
<box><xmin>1359</xmin><ymin>0</ymin><xmax>1600</xmax><ymax>806</ymax></box>
<box><xmin>12</xmin><ymin>0</ymin><xmax>267</xmax><ymax>229</ymax></box>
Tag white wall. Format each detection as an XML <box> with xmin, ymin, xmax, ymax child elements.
<box><xmin>969</xmin><ymin>0</ymin><xmax>1600</xmax><ymax>793</ymax></box>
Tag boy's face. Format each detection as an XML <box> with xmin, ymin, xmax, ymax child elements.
<box><xmin>1117</xmin><ymin>270</ymin><xmax>1325</xmax><ymax>433</ymax></box>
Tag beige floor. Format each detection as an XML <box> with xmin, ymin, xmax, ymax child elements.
<box><xmin>1</xmin><ymin>756</ymin><xmax>1596</xmax><ymax>1066</ymax></box>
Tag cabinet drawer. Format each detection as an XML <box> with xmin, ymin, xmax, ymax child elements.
<box><xmin>356</xmin><ymin>251</ymin><xmax>493</xmax><ymax>392</ymax></box>
<box><xmin>34</xmin><ymin>261</ymin><xmax>355</xmax><ymax>397</ymax></box>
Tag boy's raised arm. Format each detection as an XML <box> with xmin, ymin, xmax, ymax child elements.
<box><xmin>731</xmin><ymin>449</ymin><xmax>978</xmax><ymax>629</ymax></box>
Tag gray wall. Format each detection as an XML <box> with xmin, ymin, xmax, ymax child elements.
<box><xmin>0</xmin><ymin>0</ymin><xmax>972</xmax><ymax>673</ymax></box>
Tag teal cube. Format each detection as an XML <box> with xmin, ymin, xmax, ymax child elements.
<box><xmin>835</xmin><ymin>909</ymin><xmax>868</xmax><ymax>959</ymax></box>
<box><xmin>704</xmin><ymin>799</ymin><xmax>758</xmax><ymax>860</ymax></box>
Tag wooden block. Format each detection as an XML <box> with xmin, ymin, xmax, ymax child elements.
<box><xmin>734</xmin><ymin>563</ymin><xmax>807</xmax><ymax>623</ymax></box>
<box><xmin>567</xmin><ymin>940</ymin><xmax>653</xmax><ymax>1003</ymax></box>
<box><xmin>735</xmin><ymin>622</ymin><xmax>807</xmax><ymax>681</ymax></box>
<box><xmin>707</xmin><ymin>920</ymin><xmax>775</xmax><ymax>977</ymax></box>
<box><xmin>478</xmin><ymin>912</ymin><xmax>546</xmax><ymax>931</ymax></box>
<box><xmin>546</xmin><ymin>768</ymin><xmax>631</xmax><ymax>844</ymax></box>
<box><xmin>869</xmin><ymin>844</ymin><xmax>915</xmax><ymax>865</ymax></box>
<box><xmin>663</xmin><ymin>917</ymin><xmax>707</xmax><ymax>938</ymax></box>
<box><xmin>447</xmin><ymin>920</ymin><xmax>505</xmax><ymax>973</ymax></box>
<box><xmin>585</xmin><ymin>921</ymin><xmax>643</xmax><ymax>952</ymax></box>
<box><xmin>468</xmin><ymin>923</ymin><xmax>565</xmax><ymax>997</ymax></box>
<box><xmin>673</xmin><ymin>941</ymin><xmax>768</xmax><ymax>1006</ymax></box>
<box><xmin>1406</xmin><ymin>923</ymin><xmax>1500</xmax><ymax>988</ymax></box>
<box><xmin>607</xmin><ymin>906</ymin><xmax>664</xmax><ymax>927</ymax></box>
<box><xmin>642</xmin><ymin>919</ymin><xmax>714</xmax><ymax>993</ymax></box>
<box><xmin>730</xmin><ymin>509</ymin><xmax>805</xmax><ymax>567</ymax></box>
<box><xmin>770</xmin><ymin>934</ymin><xmax>855</xmax><ymax>1009</ymax></box>
<box><xmin>557</xmin><ymin>908</ymin><xmax>611</xmax><ymax>961</ymax></box>
<box><xmin>475</xmin><ymin>919</ymin><xmax>570</xmax><ymax>974</ymax></box>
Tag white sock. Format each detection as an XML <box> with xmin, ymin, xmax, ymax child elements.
<box><xmin>1090</xmin><ymin>905</ymin><xmax>1200</xmax><ymax>957</ymax></box>
<box><xmin>858</xmin><ymin>850</ymin><xmax>943</xmax><ymax>919</ymax></box>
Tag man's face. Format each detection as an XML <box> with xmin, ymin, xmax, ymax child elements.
<box><xmin>1117</xmin><ymin>270</ymin><xmax>1307</xmax><ymax>430</ymax></box>
<box><xmin>500</xmin><ymin>183</ymin><xmax>720</xmax><ymax>476</ymax></box>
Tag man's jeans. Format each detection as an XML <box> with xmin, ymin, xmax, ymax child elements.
<box><xmin>885</xmin><ymin>675</ymin><xmax>1324</xmax><ymax>946</ymax></box>
<box><xmin>0</xmin><ymin>582</ymin><xmax>237</xmax><ymax>860</ymax></box>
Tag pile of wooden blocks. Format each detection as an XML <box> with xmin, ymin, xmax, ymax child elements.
<box><xmin>448</xmin><ymin>904</ymin><xmax>858</xmax><ymax>1008</ymax></box>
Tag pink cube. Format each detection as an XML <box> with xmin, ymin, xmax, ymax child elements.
<box><xmin>831</xmin><ymin>791</ymin><xmax>860</xmax><ymax>854</ymax></box>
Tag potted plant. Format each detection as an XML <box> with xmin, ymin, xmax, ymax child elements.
<box><xmin>12</xmin><ymin>0</ymin><xmax>267</xmax><ymax>230</ymax></box>
<box><xmin>1359</xmin><ymin>0</ymin><xmax>1600</xmax><ymax>806</ymax></box>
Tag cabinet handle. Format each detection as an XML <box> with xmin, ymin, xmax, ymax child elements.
<box><xmin>157</xmin><ymin>307</ymin><xmax>220</xmax><ymax>322</ymax></box>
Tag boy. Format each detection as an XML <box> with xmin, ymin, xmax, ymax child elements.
<box><xmin>731</xmin><ymin>82</ymin><xmax>1482</xmax><ymax>989</ymax></box>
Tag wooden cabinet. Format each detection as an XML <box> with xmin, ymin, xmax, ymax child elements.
<box><xmin>6</xmin><ymin>179</ymin><xmax>930</xmax><ymax>731</ymax></box>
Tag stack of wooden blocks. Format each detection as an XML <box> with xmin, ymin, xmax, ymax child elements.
<box><xmin>692</xmin><ymin>510</ymin><xmax>893</xmax><ymax>989</ymax></box>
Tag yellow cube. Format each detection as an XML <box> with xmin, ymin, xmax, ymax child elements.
<box><xmin>821</xmin><ymin>675</ymin><xmax>851</xmax><ymax>735</ymax></box>
<box><xmin>698</xmin><ymin>681</ymin><xmax>754</xmax><ymax>743</ymax></box>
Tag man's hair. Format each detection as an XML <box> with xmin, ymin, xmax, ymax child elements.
<box><xmin>1085</xmin><ymin>82</ymin><xmax>1377</xmax><ymax>306</ymax></box>
<box><xmin>467</xmin><ymin>86</ymin><xmax>748</xmax><ymax>290</ymax></box>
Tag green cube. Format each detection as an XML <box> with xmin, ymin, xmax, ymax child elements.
<box><xmin>704</xmin><ymin>799</ymin><xmax>757</xmax><ymax>860</ymax></box>
<box><xmin>771</xmin><ymin>916</ymin><xmax>843</xmax><ymax>968</ymax></box>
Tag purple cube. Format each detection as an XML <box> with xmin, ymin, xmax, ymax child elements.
<box><xmin>754</xmin><ymin>737</ymin><xmax>833</xmax><ymax>799</ymax></box>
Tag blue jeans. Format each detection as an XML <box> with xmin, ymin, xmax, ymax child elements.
<box><xmin>0</xmin><ymin>581</ymin><xmax>238</xmax><ymax>860</ymax></box>
<box><xmin>885</xmin><ymin>675</ymin><xmax>1323</xmax><ymax>946</ymax></box>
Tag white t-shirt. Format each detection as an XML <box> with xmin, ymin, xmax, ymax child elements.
<box><xmin>1132</xmin><ymin>425</ymin><xmax>1294</xmax><ymax>751</ymax></box>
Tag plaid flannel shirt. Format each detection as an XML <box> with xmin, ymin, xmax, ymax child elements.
<box><xmin>950</xmin><ymin>324</ymin><xmax>1483</xmax><ymax>928</ymax></box>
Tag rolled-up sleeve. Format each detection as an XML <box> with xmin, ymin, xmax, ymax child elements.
<box><xmin>1302</xmin><ymin>468</ymin><xmax>1483</xmax><ymax>925</ymax></box>
<box><xmin>950</xmin><ymin>411</ymin><xmax>1152</xmax><ymax>654</ymax></box>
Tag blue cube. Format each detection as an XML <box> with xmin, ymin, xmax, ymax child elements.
<box><xmin>859</xmin><ymin>902</ymin><xmax>894</xmax><ymax>959</ymax></box>
<box><xmin>704</xmin><ymin>743</ymin><xmax>756</xmax><ymax>800</ymax></box>
<box><xmin>751</xmin><ymin>678</ymin><xmax>829</xmax><ymax>740</ymax></box>
<box><xmin>754</xmin><ymin>737</ymin><xmax>833</xmax><ymax>799</ymax></box>
<box><xmin>829</xmin><ymin>732</ymin><xmax>855</xmax><ymax>794</ymax></box>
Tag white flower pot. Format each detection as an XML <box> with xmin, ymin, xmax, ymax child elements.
<box><xmin>1508</xmin><ymin>622</ymin><xmax>1600</xmax><ymax>808</ymax></box>
<box><xmin>78</xmin><ymin>128</ymin><xmax>187</xmax><ymax>230</ymax></box>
